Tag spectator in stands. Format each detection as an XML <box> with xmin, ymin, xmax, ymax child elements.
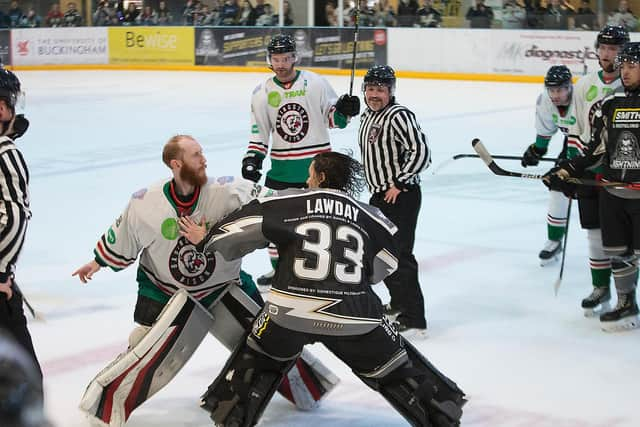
<box><xmin>273</xmin><ymin>0</ymin><xmax>293</xmax><ymax>25</ymax></box>
<box><xmin>416</xmin><ymin>0</ymin><xmax>441</xmax><ymax>27</ymax></box>
<box><xmin>352</xmin><ymin>0</ymin><xmax>376</xmax><ymax>26</ymax></box>
<box><xmin>7</xmin><ymin>1</ymin><xmax>23</xmax><ymax>28</ymax></box>
<box><xmin>375</xmin><ymin>0</ymin><xmax>397</xmax><ymax>26</ymax></box>
<box><xmin>250</xmin><ymin>0</ymin><xmax>267</xmax><ymax>24</ymax></box>
<box><xmin>574</xmin><ymin>0</ymin><xmax>596</xmax><ymax>29</ymax></box>
<box><xmin>19</xmin><ymin>7</ymin><xmax>41</xmax><ymax>27</ymax></box>
<box><xmin>607</xmin><ymin>0</ymin><xmax>638</xmax><ymax>31</ymax></box>
<box><xmin>255</xmin><ymin>2</ymin><xmax>274</xmax><ymax>25</ymax></box>
<box><xmin>63</xmin><ymin>2</ymin><xmax>82</xmax><ymax>26</ymax></box>
<box><xmin>122</xmin><ymin>1</ymin><xmax>139</xmax><ymax>25</ymax></box>
<box><xmin>93</xmin><ymin>0</ymin><xmax>109</xmax><ymax>25</ymax></box>
<box><xmin>544</xmin><ymin>0</ymin><xmax>571</xmax><ymax>29</ymax></box>
<box><xmin>466</xmin><ymin>0</ymin><xmax>493</xmax><ymax>27</ymax></box>
<box><xmin>397</xmin><ymin>0</ymin><xmax>419</xmax><ymax>26</ymax></box>
<box><xmin>137</xmin><ymin>5</ymin><xmax>158</xmax><ymax>25</ymax></box>
<box><xmin>220</xmin><ymin>0</ymin><xmax>239</xmax><ymax>24</ymax></box>
<box><xmin>201</xmin><ymin>3</ymin><xmax>220</xmax><ymax>25</ymax></box>
<box><xmin>45</xmin><ymin>3</ymin><xmax>65</xmax><ymax>26</ymax></box>
<box><xmin>183</xmin><ymin>0</ymin><xmax>198</xmax><ymax>25</ymax></box>
<box><xmin>502</xmin><ymin>0</ymin><xmax>525</xmax><ymax>28</ymax></box>
<box><xmin>157</xmin><ymin>0</ymin><xmax>173</xmax><ymax>24</ymax></box>
<box><xmin>238</xmin><ymin>0</ymin><xmax>255</xmax><ymax>25</ymax></box>
<box><xmin>326</xmin><ymin>1</ymin><xmax>338</xmax><ymax>26</ymax></box>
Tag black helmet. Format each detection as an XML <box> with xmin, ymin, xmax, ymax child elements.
<box><xmin>363</xmin><ymin>65</ymin><xmax>396</xmax><ymax>95</ymax></box>
<box><xmin>0</xmin><ymin>68</ymin><xmax>21</xmax><ymax>112</ymax></box>
<box><xmin>544</xmin><ymin>65</ymin><xmax>572</xmax><ymax>88</ymax></box>
<box><xmin>596</xmin><ymin>25</ymin><xmax>630</xmax><ymax>48</ymax></box>
<box><xmin>616</xmin><ymin>41</ymin><xmax>640</xmax><ymax>65</ymax></box>
<box><xmin>267</xmin><ymin>34</ymin><xmax>296</xmax><ymax>56</ymax></box>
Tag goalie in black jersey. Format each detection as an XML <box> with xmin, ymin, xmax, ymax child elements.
<box><xmin>179</xmin><ymin>152</ymin><xmax>466</xmax><ymax>427</ymax></box>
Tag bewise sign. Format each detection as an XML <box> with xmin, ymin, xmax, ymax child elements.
<box><xmin>108</xmin><ymin>27</ymin><xmax>194</xmax><ymax>65</ymax></box>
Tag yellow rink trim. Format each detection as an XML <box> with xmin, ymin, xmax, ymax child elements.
<box><xmin>7</xmin><ymin>63</ymin><xmax>549</xmax><ymax>84</ymax></box>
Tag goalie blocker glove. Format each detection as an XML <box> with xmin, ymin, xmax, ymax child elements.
<box><xmin>241</xmin><ymin>154</ymin><xmax>263</xmax><ymax>183</ymax></box>
<box><xmin>335</xmin><ymin>94</ymin><xmax>361</xmax><ymax>117</ymax></box>
<box><xmin>521</xmin><ymin>143</ymin><xmax>547</xmax><ymax>167</ymax></box>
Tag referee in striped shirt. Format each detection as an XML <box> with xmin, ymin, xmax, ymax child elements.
<box><xmin>0</xmin><ymin>68</ymin><xmax>41</xmax><ymax>382</ymax></box>
<box><xmin>358</xmin><ymin>65</ymin><xmax>431</xmax><ymax>337</ymax></box>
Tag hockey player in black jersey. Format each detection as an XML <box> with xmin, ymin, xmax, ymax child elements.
<box><xmin>544</xmin><ymin>42</ymin><xmax>640</xmax><ymax>332</ymax></box>
<box><xmin>179</xmin><ymin>152</ymin><xmax>465</xmax><ymax>427</ymax></box>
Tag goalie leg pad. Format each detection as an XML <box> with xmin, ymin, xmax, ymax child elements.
<box><xmin>210</xmin><ymin>285</ymin><xmax>340</xmax><ymax>410</ymax></box>
<box><xmin>357</xmin><ymin>339</ymin><xmax>466</xmax><ymax>427</ymax></box>
<box><xmin>200</xmin><ymin>336</ymin><xmax>297</xmax><ymax>427</ymax></box>
<box><xmin>79</xmin><ymin>289</ymin><xmax>214</xmax><ymax>427</ymax></box>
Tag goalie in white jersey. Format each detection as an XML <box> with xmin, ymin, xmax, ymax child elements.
<box><xmin>71</xmin><ymin>135</ymin><xmax>339</xmax><ymax>426</ymax></box>
<box><xmin>521</xmin><ymin>65</ymin><xmax>576</xmax><ymax>265</ymax></box>
<box><xmin>241</xmin><ymin>34</ymin><xmax>360</xmax><ymax>290</ymax></box>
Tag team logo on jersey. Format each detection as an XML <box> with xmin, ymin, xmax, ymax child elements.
<box><xmin>107</xmin><ymin>227</ymin><xmax>116</xmax><ymax>244</ymax></box>
<box><xmin>367</xmin><ymin>124</ymin><xmax>382</xmax><ymax>144</ymax></box>
<box><xmin>276</xmin><ymin>103</ymin><xmax>310</xmax><ymax>143</ymax></box>
<box><xmin>169</xmin><ymin>237</ymin><xmax>216</xmax><ymax>286</ymax></box>
<box><xmin>611</xmin><ymin>131</ymin><xmax>640</xmax><ymax>169</ymax></box>
<box><xmin>252</xmin><ymin>310</ymin><xmax>270</xmax><ymax>338</ymax></box>
<box><xmin>268</xmin><ymin>91</ymin><xmax>282</xmax><ymax>108</ymax></box>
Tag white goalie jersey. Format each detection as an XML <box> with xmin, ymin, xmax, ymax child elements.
<box><xmin>93</xmin><ymin>176</ymin><xmax>258</xmax><ymax>300</ymax></box>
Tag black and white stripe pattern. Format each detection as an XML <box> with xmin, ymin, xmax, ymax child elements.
<box><xmin>0</xmin><ymin>137</ymin><xmax>30</xmax><ymax>274</ymax></box>
<box><xmin>358</xmin><ymin>103</ymin><xmax>430</xmax><ymax>194</ymax></box>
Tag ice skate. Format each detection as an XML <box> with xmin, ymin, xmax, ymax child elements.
<box><xmin>539</xmin><ymin>240</ymin><xmax>562</xmax><ymax>266</ymax></box>
<box><xmin>257</xmin><ymin>269</ymin><xmax>274</xmax><ymax>293</ymax></box>
<box><xmin>581</xmin><ymin>287</ymin><xmax>611</xmax><ymax>318</ymax></box>
<box><xmin>600</xmin><ymin>290</ymin><xmax>639</xmax><ymax>332</ymax></box>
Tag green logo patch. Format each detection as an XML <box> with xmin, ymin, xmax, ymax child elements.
<box><xmin>268</xmin><ymin>91</ymin><xmax>281</xmax><ymax>108</ymax></box>
<box><xmin>251</xmin><ymin>124</ymin><xmax>260</xmax><ymax>134</ymax></box>
<box><xmin>161</xmin><ymin>218</ymin><xmax>179</xmax><ymax>240</ymax></box>
<box><xmin>107</xmin><ymin>227</ymin><xmax>116</xmax><ymax>244</ymax></box>
<box><xmin>586</xmin><ymin>85</ymin><xmax>598</xmax><ymax>102</ymax></box>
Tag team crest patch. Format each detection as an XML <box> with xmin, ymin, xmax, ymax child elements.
<box><xmin>169</xmin><ymin>237</ymin><xmax>216</xmax><ymax>286</ymax></box>
<box><xmin>132</xmin><ymin>188</ymin><xmax>147</xmax><ymax>200</ymax></box>
<box><xmin>276</xmin><ymin>103</ymin><xmax>309</xmax><ymax>143</ymax></box>
<box><xmin>611</xmin><ymin>131</ymin><xmax>640</xmax><ymax>169</ymax></box>
<box><xmin>368</xmin><ymin>124</ymin><xmax>382</xmax><ymax>144</ymax></box>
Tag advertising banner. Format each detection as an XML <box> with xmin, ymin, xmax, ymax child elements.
<box><xmin>195</xmin><ymin>27</ymin><xmax>387</xmax><ymax>69</ymax></box>
<box><xmin>12</xmin><ymin>28</ymin><xmax>108</xmax><ymax>66</ymax></box>
<box><xmin>109</xmin><ymin>27</ymin><xmax>194</xmax><ymax>65</ymax></box>
<box><xmin>0</xmin><ymin>30</ymin><xmax>9</xmax><ymax>66</ymax></box>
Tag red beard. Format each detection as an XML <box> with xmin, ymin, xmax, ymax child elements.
<box><xmin>180</xmin><ymin>163</ymin><xmax>207</xmax><ymax>187</ymax></box>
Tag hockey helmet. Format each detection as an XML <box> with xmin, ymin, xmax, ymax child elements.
<box><xmin>595</xmin><ymin>25</ymin><xmax>629</xmax><ymax>48</ymax></box>
<box><xmin>0</xmin><ymin>68</ymin><xmax>21</xmax><ymax>113</ymax></box>
<box><xmin>266</xmin><ymin>34</ymin><xmax>297</xmax><ymax>66</ymax></box>
<box><xmin>617</xmin><ymin>42</ymin><xmax>640</xmax><ymax>65</ymax></box>
<box><xmin>362</xmin><ymin>65</ymin><xmax>397</xmax><ymax>95</ymax></box>
<box><xmin>544</xmin><ymin>65</ymin><xmax>572</xmax><ymax>88</ymax></box>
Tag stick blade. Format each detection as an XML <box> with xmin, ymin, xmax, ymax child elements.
<box><xmin>553</xmin><ymin>277</ymin><xmax>561</xmax><ymax>296</ymax></box>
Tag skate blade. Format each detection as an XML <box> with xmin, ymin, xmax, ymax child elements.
<box><xmin>539</xmin><ymin>255</ymin><xmax>559</xmax><ymax>267</ymax></box>
<box><xmin>583</xmin><ymin>301</ymin><xmax>611</xmax><ymax>318</ymax></box>
<box><xmin>601</xmin><ymin>315</ymin><xmax>640</xmax><ymax>333</ymax></box>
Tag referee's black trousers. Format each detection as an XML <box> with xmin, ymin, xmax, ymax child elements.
<box><xmin>370</xmin><ymin>187</ymin><xmax>426</xmax><ymax>329</ymax></box>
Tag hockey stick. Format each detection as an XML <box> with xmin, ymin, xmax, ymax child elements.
<box><xmin>471</xmin><ymin>139</ymin><xmax>637</xmax><ymax>189</ymax></box>
<box><xmin>348</xmin><ymin>0</ymin><xmax>360</xmax><ymax>96</ymax></box>
<box><xmin>14</xmin><ymin>281</ymin><xmax>45</xmax><ymax>322</ymax></box>
<box><xmin>432</xmin><ymin>153</ymin><xmax>557</xmax><ymax>175</ymax></box>
<box><xmin>553</xmin><ymin>199</ymin><xmax>572</xmax><ymax>296</ymax></box>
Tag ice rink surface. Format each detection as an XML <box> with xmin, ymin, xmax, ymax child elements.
<box><xmin>12</xmin><ymin>70</ymin><xmax>640</xmax><ymax>426</ymax></box>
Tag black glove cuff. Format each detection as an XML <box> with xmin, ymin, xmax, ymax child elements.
<box><xmin>393</xmin><ymin>178</ymin><xmax>407</xmax><ymax>191</ymax></box>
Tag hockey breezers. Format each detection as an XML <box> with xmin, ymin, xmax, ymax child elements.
<box><xmin>471</xmin><ymin>139</ymin><xmax>638</xmax><ymax>189</ymax></box>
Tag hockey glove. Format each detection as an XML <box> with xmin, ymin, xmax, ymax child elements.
<box><xmin>521</xmin><ymin>143</ymin><xmax>547</xmax><ymax>168</ymax></box>
<box><xmin>335</xmin><ymin>94</ymin><xmax>361</xmax><ymax>117</ymax></box>
<box><xmin>242</xmin><ymin>155</ymin><xmax>263</xmax><ymax>183</ymax></box>
<box><xmin>542</xmin><ymin>162</ymin><xmax>578</xmax><ymax>198</ymax></box>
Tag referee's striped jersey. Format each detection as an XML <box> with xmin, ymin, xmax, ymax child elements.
<box><xmin>358</xmin><ymin>102</ymin><xmax>430</xmax><ymax>194</ymax></box>
<box><xmin>0</xmin><ymin>136</ymin><xmax>30</xmax><ymax>274</ymax></box>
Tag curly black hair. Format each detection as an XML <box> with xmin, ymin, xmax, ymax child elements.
<box><xmin>312</xmin><ymin>151</ymin><xmax>366</xmax><ymax>198</ymax></box>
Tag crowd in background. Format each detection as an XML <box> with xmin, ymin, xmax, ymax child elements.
<box><xmin>0</xmin><ymin>0</ymin><xmax>635</xmax><ymax>29</ymax></box>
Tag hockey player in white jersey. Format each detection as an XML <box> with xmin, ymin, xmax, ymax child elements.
<box><xmin>242</xmin><ymin>33</ymin><xmax>360</xmax><ymax>290</ymax></box>
<box><xmin>71</xmin><ymin>135</ymin><xmax>338</xmax><ymax>426</ymax></box>
<box><xmin>521</xmin><ymin>65</ymin><xmax>575</xmax><ymax>265</ymax></box>
<box><xmin>560</xmin><ymin>25</ymin><xmax>630</xmax><ymax>317</ymax></box>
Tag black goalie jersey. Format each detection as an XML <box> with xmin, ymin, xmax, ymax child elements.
<box><xmin>200</xmin><ymin>188</ymin><xmax>400</xmax><ymax>336</ymax></box>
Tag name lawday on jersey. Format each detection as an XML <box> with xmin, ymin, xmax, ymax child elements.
<box><xmin>306</xmin><ymin>198</ymin><xmax>360</xmax><ymax>221</ymax></box>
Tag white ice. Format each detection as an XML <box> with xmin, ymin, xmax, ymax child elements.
<box><xmin>12</xmin><ymin>70</ymin><xmax>640</xmax><ymax>427</ymax></box>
